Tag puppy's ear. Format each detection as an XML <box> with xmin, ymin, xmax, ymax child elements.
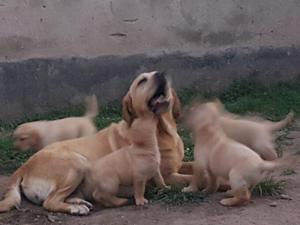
<box><xmin>122</xmin><ymin>93</ymin><xmax>136</xmax><ymax>126</ymax></box>
<box><xmin>171</xmin><ymin>88</ymin><xmax>181</xmax><ymax>120</ymax></box>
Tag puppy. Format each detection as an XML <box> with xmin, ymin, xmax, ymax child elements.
<box><xmin>183</xmin><ymin>102</ymin><xmax>297</xmax><ymax>206</ymax></box>
<box><xmin>81</xmin><ymin>115</ymin><xmax>168</xmax><ymax>207</ymax></box>
<box><xmin>193</xmin><ymin>100</ymin><xmax>293</xmax><ymax>160</ymax></box>
<box><xmin>13</xmin><ymin>95</ymin><xmax>98</xmax><ymax>151</ymax></box>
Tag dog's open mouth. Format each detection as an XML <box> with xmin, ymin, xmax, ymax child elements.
<box><xmin>147</xmin><ymin>72</ymin><xmax>170</xmax><ymax>114</ymax></box>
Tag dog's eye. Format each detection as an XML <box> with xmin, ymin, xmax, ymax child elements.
<box><xmin>137</xmin><ymin>78</ymin><xmax>147</xmax><ymax>86</ymax></box>
<box><xmin>19</xmin><ymin>137</ymin><xmax>27</xmax><ymax>141</ymax></box>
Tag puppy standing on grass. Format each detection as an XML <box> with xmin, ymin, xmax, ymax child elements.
<box><xmin>183</xmin><ymin>102</ymin><xmax>297</xmax><ymax>206</ymax></box>
<box><xmin>81</xmin><ymin>114</ymin><xmax>168</xmax><ymax>207</ymax></box>
<box><xmin>13</xmin><ymin>95</ymin><xmax>98</xmax><ymax>151</ymax></box>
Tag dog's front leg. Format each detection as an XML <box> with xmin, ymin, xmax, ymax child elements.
<box><xmin>182</xmin><ymin>162</ymin><xmax>206</xmax><ymax>193</ymax></box>
<box><xmin>133</xmin><ymin>179</ymin><xmax>148</xmax><ymax>206</ymax></box>
<box><xmin>153</xmin><ymin>170</ymin><xmax>170</xmax><ymax>189</ymax></box>
<box><xmin>202</xmin><ymin>170</ymin><xmax>219</xmax><ymax>194</ymax></box>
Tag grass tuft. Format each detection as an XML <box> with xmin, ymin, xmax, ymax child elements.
<box><xmin>281</xmin><ymin>168</ymin><xmax>296</xmax><ymax>176</ymax></box>
<box><xmin>0</xmin><ymin>136</ymin><xmax>33</xmax><ymax>174</ymax></box>
<box><xmin>253</xmin><ymin>178</ymin><xmax>285</xmax><ymax>196</ymax></box>
<box><xmin>145</xmin><ymin>185</ymin><xmax>206</xmax><ymax>205</ymax></box>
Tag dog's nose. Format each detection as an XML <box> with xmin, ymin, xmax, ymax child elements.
<box><xmin>155</xmin><ymin>71</ymin><xmax>165</xmax><ymax>79</ymax></box>
<box><xmin>154</xmin><ymin>71</ymin><xmax>166</xmax><ymax>84</ymax></box>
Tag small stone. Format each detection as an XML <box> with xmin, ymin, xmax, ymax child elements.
<box><xmin>47</xmin><ymin>214</ymin><xmax>60</xmax><ymax>223</ymax></box>
<box><xmin>280</xmin><ymin>194</ymin><xmax>292</xmax><ymax>200</ymax></box>
<box><xmin>269</xmin><ymin>201</ymin><xmax>277</xmax><ymax>207</ymax></box>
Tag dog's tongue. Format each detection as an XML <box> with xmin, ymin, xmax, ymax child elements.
<box><xmin>152</xmin><ymin>95</ymin><xmax>166</xmax><ymax>106</ymax></box>
<box><xmin>151</xmin><ymin>95</ymin><xmax>170</xmax><ymax>114</ymax></box>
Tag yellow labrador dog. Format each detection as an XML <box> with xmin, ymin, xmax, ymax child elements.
<box><xmin>13</xmin><ymin>95</ymin><xmax>98</xmax><ymax>151</ymax></box>
<box><xmin>81</xmin><ymin>115</ymin><xmax>168</xmax><ymax>208</ymax></box>
<box><xmin>208</xmin><ymin>99</ymin><xmax>293</xmax><ymax>160</ymax></box>
<box><xmin>0</xmin><ymin>71</ymin><xmax>189</xmax><ymax>215</ymax></box>
<box><xmin>183</xmin><ymin>102</ymin><xmax>297</xmax><ymax>206</ymax></box>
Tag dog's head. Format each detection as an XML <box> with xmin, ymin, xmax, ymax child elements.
<box><xmin>185</xmin><ymin>100</ymin><xmax>221</xmax><ymax>132</ymax></box>
<box><xmin>122</xmin><ymin>71</ymin><xmax>181</xmax><ymax>126</ymax></box>
<box><xmin>13</xmin><ymin>124</ymin><xmax>41</xmax><ymax>151</ymax></box>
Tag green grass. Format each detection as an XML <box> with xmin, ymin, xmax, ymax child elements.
<box><xmin>282</xmin><ymin>168</ymin><xmax>296</xmax><ymax>176</ymax></box>
<box><xmin>94</xmin><ymin>103</ymin><xmax>122</xmax><ymax>129</ymax></box>
<box><xmin>253</xmin><ymin>178</ymin><xmax>285</xmax><ymax>196</ymax></box>
<box><xmin>0</xmin><ymin>136</ymin><xmax>33</xmax><ymax>174</ymax></box>
<box><xmin>145</xmin><ymin>185</ymin><xmax>206</xmax><ymax>205</ymax></box>
<box><xmin>179</xmin><ymin>78</ymin><xmax>300</xmax><ymax>120</ymax></box>
<box><xmin>1</xmin><ymin>77</ymin><xmax>300</xmax><ymax>202</ymax></box>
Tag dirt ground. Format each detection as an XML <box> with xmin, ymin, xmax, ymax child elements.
<box><xmin>1</xmin><ymin>123</ymin><xmax>300</xmax><ymax>225</ymax></box>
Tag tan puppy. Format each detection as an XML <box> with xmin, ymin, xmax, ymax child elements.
<box><xmin>183</xmin><ymin>102</ymin><xmax>297</xmax><ymax>206</ymax></box>
<box><xmin>13</xmin><ymin>95</ymin><xmax>98</xmax><ymax>151</ymax></box>
<box><xmin>212</xmin><ymin>100</ymin><xmax>293</xmax><ymax>160</ymax></box>
<box><xmin>0</xmin><ymin>71</ymin><xmax>188</xmax><ymax>215</ymax></box>
<box><xmin>81</xmin><ymin>115</ymin><xmax>168</xmax><ymax>207</ymax></box>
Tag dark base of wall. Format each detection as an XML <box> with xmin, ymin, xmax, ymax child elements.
<box><xmin>0</xmin><ymin>46</ymin><xmax>299</xmax><ymax>120</ymax></box>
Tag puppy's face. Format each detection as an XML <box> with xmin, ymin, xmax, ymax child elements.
<box><xmin>13</xmin><ymin>125</ymin><xmax>40</xmax><ymax>151</ymax></box>
<box><xmin>123</xmin><ymin>71</ymin><xmax>179</xmax><ymax>125</ymax></box>
<box><xmin>186</xmin><ymin>101</ymin><xmax>220</xmax><ymax>132</ymax></box>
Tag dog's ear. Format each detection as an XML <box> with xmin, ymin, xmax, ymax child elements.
<box><xmin>171</xmin><ymin>88</ymin><xmax>181</xmax><ymax>120</ymax></box>
<box><xmin>30</xmin><ymin>129</ymin><xmax>42</xmax><ymax>151</ymax></box>
<box><xmin>122</xmin><ymin>93</ymin><xmax>136</xmax><ymax>126</ymax></box>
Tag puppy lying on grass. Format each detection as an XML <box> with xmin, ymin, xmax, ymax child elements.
<box><xmin>183</xmin><ymin>102</ymin><xmax>297</xmax><ymax>206</ymax></box>
<box><xmin>80</xmin><ymin>114</ymin><xmax>169</xmax><ymax>207</ymax></box>
<box><xmin>192</xmin><ymin>99</ymin><xmax>293</xmax><ymax>160</ymax></box>
<box><xmin>13</xmin><ymin>95</ymin><xmax>98</xmax><ymax>151</ymax></box>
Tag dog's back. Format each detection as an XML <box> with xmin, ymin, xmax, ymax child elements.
<box><xmin>13</xmin><ymin>95</ymin><xmax>98</xmax><ymax>151</ymax></box>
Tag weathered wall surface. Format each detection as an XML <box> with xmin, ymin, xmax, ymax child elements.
<box><xmin>0</xmin><ymin>0</ymin><xmax>300</xmax><ymax>119</ymax></box>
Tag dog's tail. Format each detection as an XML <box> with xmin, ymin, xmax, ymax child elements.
<box><xmin>260</xmin><ymin>154</ymin><xmax>298</xmax><ymax>174</ymax></box>
<box><xmin>84</xmin><ymin>94</ymin><xmax>99</xmax><ymax>119</ymax></box>
<box><xmin>267</xmin><ymin>111</ymin><xmax>294</xmax><ymax>132</ymax></box>
<box><xmin>0</xmin><ymin>168</ymin><xmax>23</xmax><ymax>213</ymax></box>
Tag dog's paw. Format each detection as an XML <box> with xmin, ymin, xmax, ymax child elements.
<box><xmin>220</xmin><ymin>198</ymin><xmax>232</xmax><ymax>206</ymax></box>
<box><xmin>163</xmin><ymin>185</ymin><xmax>171</xmax><ymax>190</ymax></box>
<box><xmin>66</xmin><ymin>198</ymin><xmax>94</xmax><ymax>210</ymax></box>
<box><xmin>69</xmin><ymin>205</ymin><xmax>90</xmax><ymax>216</ymax></box>
<box><xmin>225</xmin><ymin>189</ymin><xmax>234</xmax><ymax>197</ymax></box>
<box><xmin>202</xmin><ymin>188</ymin><xmax>216</xmax><ymax>194</ymax></box>
<box><xmin>81</xmin><ymin>200</ymin><xmax>93</xmax><ymax>210</ymax></box>
<box><xmin>135</xmin><ymin>198</ymin><xmax>148</xmax><ymax>206</ymax></box>
<box><xmin>182</xmin><ymin>186</ymin><xmax>198</xmax><ymax>193</ymax></box>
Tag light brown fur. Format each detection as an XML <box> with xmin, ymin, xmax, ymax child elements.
<box><xmin>183</xmin><ymin>103</ymin><xmax>297</xmax><ymax>206</ymax></box>
<box><xmin>215</xmin><ymin>99</ymin><xmax>293</xmax><ymax>160</ymax></box>
<box><xmin>81</xmin><ymin>115</ymin><xmax>168</xmax><ymax>207</ymax></box>
<box><xmin>188</xmin><ymin>100</ymin><xmax>293</xmax><ymax>161</ymax></box>
<box><xmin>13</xmin><ymin>95</ymin><xmax>99</xmax><ymax>151</ymax></box>
<box><xmin>0</xmin><ymin>71</ymin><xmax>189</xmax><ymax>215</ymax></box>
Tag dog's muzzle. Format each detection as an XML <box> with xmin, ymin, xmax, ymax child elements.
<box><xmin>148</xmin><ymin>72</ymin><xmax>170</xmax><ymax>114</ymax></box>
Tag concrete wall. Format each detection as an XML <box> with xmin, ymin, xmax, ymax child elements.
<box><xmin>0</xmin><ymin>0</ymin><xmax>300</xmax><ymax>119</ymax></box>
